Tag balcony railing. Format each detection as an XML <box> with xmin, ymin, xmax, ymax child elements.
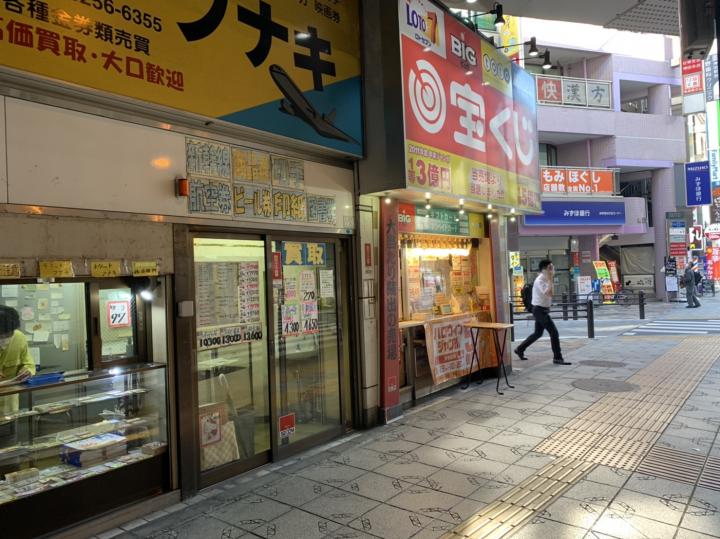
<box><xmin>535</xmin><ymin>74</ymin><xmax>613</xmax><ymax>110</ymax></box>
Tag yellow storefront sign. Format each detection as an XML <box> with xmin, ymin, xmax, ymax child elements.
<box><xmin>468</xmin><ymin>213</ymin><xmax>484</xmax><ymax>238</ymax></box>
<box><xmin>39</xmin><ymin>260</ymin><xmax>74</xmax><ymax>279</ymax></box>
<box><xmin>90</xmin><ymin>260</ymin><xmax>122</xmax><ymax>278</ymax></box>
<box><xmin>405</xmin><ymin>140</ymin><xmax>518</xmax><ymax>207</ymax></box>
<box><xmin>0</xmin><ymin>1</ymin><xmax>362</xmax><ymax>154</ymax></box>
<box><xmin>0</xmin><ymin>263</ymin><xmax>22</xmax><ymax>279</ymax></box>
<box><xmin>132</xmin><ymin>260</ymin><xmax>158</xmax><ymax>277</ymax></box>
<box><xmin>480</xmin><ymin>39</ymin><xmax>513</xmax><ymax>98</ymax></box>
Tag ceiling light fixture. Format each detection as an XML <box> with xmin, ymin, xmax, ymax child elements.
<box><xmin>542</xmin><ymin>49</ymin><xmax>552</xmax><ymax>70</ymax></box>
<box><xmin>492</xmin><ymin>3</ymin><xmax>505</xmax><ymax>29</ymax></box>
<box><xmin>510</xmin><ymin>216</ymin><xmax>516</xmax><ymax>222</ymax></box>
<box><xmin>528</xmin><ymin>37</ymin><xmax>539</xmax><ymax>57</ymax></box>
<box><xmin>474</xmin><ymin>2</ymin><xmax>504</xmax><ymax>31</ymax></box>
<box><xmin>494</xmin><ymin>36</ymin><xmax>539</xmax><ymax>59</ymax></box>
<box><xmin>510</xmin><ymin>207</ymin><xmax>516</xmax><ymax>214</ymax></box>
<box><xmin>487</xmin><ymin>203</ymin><xmax>493</xmax><ymax>210</ymax></box>
<box><xmin>384</xmin><ymin>192</ymin><xmax>391</xmax><ymax>204</ymax></box>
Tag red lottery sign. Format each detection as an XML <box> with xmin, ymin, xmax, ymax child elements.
<box><xmin>399</xmin><ymin>0</ymin><xmax>539</xmax><ymax>211</ymax></box>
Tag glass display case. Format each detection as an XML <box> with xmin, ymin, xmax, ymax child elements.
<box><xmin>0</xmin><ymin>363</ymin><xmax>167</xmax><ymax>507</ymax></box>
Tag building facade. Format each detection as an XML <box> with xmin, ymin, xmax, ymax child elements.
<box><xmin>511</xmin><ymin>18</ymin><xmax>686</xmax><ymax>298</ymax></box>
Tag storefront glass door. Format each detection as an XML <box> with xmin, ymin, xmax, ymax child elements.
<box><xmin>193</xmin><ymin>238</ymin><xmax>270</xmax><ymax>472</ymax></box>
<box><xmin>270</xmin><ymin>240</ymin><xmax>342</xmax><ymax>450</ymax></box>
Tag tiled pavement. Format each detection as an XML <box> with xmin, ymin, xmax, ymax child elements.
<box><xmin>90</xmin><ymin>310</ymin><xmax>720</xmax><ymax>539</ymax></box>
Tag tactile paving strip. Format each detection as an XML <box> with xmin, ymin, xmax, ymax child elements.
<box><xmin>699</xmin><ymin>456</ymin><xmax>720</xmax><ymax>492</ymax></box>
<box><xmin>441</xmin><ymin>457</ymin><xmax>596</xmax><ymax>539</ymax></box>
<box><xmin>444</xmin><ymin>337</ymin><xmax>720</xmax><ymax>539</ymax></box>
<box><xmin>534</xmin><ymin>337</ymin><xmax>720</xmax><ymax>470</ymax></box>
<box><xmin>636</xmin><ymin>446</ymin><xmax>705</xmax><ymax>485</ymax></box>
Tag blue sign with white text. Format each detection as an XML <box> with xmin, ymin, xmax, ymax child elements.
<box><xmin>685</xmin><ymin>161</ymin><xmax>712</xmax><ymax>206</ymax></box>
<box><xmin>524</xmin><ymin>201</ymin><xmax>625</xmax><ymax>226</ymax></box>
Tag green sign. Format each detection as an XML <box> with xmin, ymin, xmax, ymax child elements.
<box><xmin>415</xmin><ymin>206</ymin><xmax>469</xmax><ymax>235</ymax></box>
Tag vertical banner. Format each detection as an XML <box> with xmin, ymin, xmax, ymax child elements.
<box><xmin>705</xmin><ymin>55</ymin><xmax>719</xmax><ymax>103</ymax></box>
<box><xmin>512</xmin><ymin>62</ymin><xmax>540</xmax><ymax>211</ymax></box>
<box><xmin>683</xmin><ymin>59</ymin><xmax>706</xmax><ymax>114</ymax></box>
<box><xmin>379</xmin><ymin>200</ymin><xmax>400</xmax><ymax>413</ymax></box>
<box><xmin>682</xmin><ymin>59</ymin><xmax>705</xmax><ymax>95</ymax></box>
<box><xmin>593</xmin><ymin>261</ymin><xmax>615</xmax><ymax>296</ymax></box>
<box><xmin>685</xmin><ymin>161</ymin><xmax>712</xmax><ymax>207</ymax></box>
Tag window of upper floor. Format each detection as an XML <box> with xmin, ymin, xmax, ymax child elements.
<box><xmin>621</xmin><ymin>97</ymin><xmax>649</xmax><ymax>114</ymax></box>
<box><xmin>539</xmin><ymin>144</ymin><xmax>558</xmax><ymax>166</ymax></box>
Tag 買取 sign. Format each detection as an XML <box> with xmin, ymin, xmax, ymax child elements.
<box><xmin>0</xmin><ymin>1</ymin><xmax>362</xmax><ymax>155</ymax></box>
<box><xmin>524</xmin><ymin>201</ymin><xmax>625</xmax><ymax>226</ymax></box>
<box><xmin>685</xmin><ymin>161</ymin><xmax>712</xmax><ymax>207</ymax></box>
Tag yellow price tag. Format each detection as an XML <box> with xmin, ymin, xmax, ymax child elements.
<box><xmin>132</xmin><ymin>261</ymin><xmax>159</xmax><ymax>277</ymax></box>
<box><xmin>39</xmin><ymin>260</ymin><xmax>74</xmax><ymax>279</ymax></box>
<box><xmin>0</xmin><ymin>263</ymin><xmax>22</xmax><ymax>279</ymax></box>
<box><xmin>90</xmin><ymin>261</ymin><xmax>122</xmax><ymax>278</ymax></box>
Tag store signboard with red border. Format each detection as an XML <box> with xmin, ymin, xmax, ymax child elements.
<box><xmin>398</xmin><ymin>0</ymin><xmax>540</xmax><ymax>212</ymax></box>
<box><xmin>536</xmin><ymin>76</ymin><xmax>562</xmax><ymax>104</ymax></box>
<box><xmin>682</xmin><ymin>59</ymin><xmax>704</xmax><ymax>95</ymax></box>
<box><xmin>540</xmin><ymin>167</ymin><xmax>615</xmax><ymax>195</ymax></box>
<box><xmin>670</xmin><ymin>242</ymin><xmax>688</xmax><ymax>257</ymax></box>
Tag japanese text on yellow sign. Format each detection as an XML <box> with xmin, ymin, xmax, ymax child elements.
<box><xmin>0</xmin><ymin>1</ymin><xmax>361</xmax><ymax>153</ymax></box>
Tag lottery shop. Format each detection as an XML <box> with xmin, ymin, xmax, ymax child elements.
<box><xmin>378</xmin><ymin>196</ymin><xmax>507</xmax><ymax>413</ymax></box>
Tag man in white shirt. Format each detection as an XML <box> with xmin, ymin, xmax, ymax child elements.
<box><xmin>514</xmin><ymin>260</ymin><xmax>570</xmax><ymax>365</ymax></box>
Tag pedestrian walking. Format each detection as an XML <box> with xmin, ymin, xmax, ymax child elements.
<box><xmin>514</xmin><ymin>259</ymin><xmax>571</xmax><ymax>365</ymax></box>
<box><xmin>684</xmin><ymin>263</ymin><xmax>702</xmax><ymax>308</ymax></box>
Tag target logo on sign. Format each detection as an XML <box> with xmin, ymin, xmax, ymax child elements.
<box><xmin>408</xmin><ymin>59</ymin><xmax>447</xmax><ymax>134</ymax></box>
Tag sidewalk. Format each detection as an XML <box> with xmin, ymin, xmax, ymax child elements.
<box><xmin>88</xmin><ymin>308</ymin><xmax>720</xmax><ymax>539</ymax></box>
<box><xmin>513</xmin><ymin>293</ymin><xmax>720</xmax><ymax>343</ymax></box>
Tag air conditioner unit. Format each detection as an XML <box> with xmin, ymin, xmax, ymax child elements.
<box><xmin>679</xmin><ymin>0</ymin><xmax>715</xmax><ymax>59</ymax></box>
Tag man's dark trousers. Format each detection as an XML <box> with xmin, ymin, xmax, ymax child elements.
<box><xmin>517</xmin><ymin>306</ymin><xmax>562</xmax><ymax>359</ymax></box>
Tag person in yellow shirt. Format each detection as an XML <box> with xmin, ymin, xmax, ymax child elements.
<box><xmin>0</xmin><ymin>306</ymin><xmax>35</xmax><ymax>381</ymax></box>
<box><xmin>0</xmin><ymin>306</ymin><xmax>36</xmax><ymax>416</ymax></box>
<box><xmin>0</xmin><ymin>306</ymin><xmax>35</xmax><ymax>474</ymax></box>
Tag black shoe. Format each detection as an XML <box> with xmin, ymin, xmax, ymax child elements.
<box><xmin>686</xmin><ymin>306</ymin><xmax>695</xmax><ymax>308</ymax></box>
<box><xmin>514</xmin><ymin>348</ymin><xmax>528</xmax><ymax>361</ymax></box>
<box><xmin>553</xmin><ymin>358</ymin><xmax>572</xmax><ymax>365</ymax></box>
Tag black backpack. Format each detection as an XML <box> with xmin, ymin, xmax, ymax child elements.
<box><xmin>521</xmin><ymin>283</ymin><xmax>533</xmax><ymax>312</ymax></box>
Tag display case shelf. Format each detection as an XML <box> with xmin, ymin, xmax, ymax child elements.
<box><xmin>0</xmin><ymin>363</ymin><xmax>168</xmax><ymax>515</ymax></box>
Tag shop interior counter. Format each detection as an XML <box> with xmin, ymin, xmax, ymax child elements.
<box><xmin>0</xmin><ymin>363</ymin><xmax>169</xmax><ymax>538</ymax></box>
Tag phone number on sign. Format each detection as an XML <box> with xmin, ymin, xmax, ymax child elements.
<box><xmin>74</xmin><ymin>0</ymin><xmax>163</xmax><ymax>31</ymax></box>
